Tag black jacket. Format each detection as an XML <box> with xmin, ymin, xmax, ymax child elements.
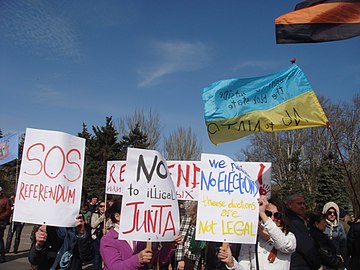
<box><xmin>286</xmin><ymin>209</ymin><xmax>321</xmax><ymax>270</ymax></box>
<box><xmin>309</xmin><ymin>226</ymin><xmax>343</xmax><ymax>269</ymax></box>
<box><xmin>347</xmin><ymin>222</ymin><xmax>360</xmax><ymax>270</ymax></box>
<box><xmin>28</xmin><ymin>226</ymin><xmax>94</xmax><ymax>270</ymax></box>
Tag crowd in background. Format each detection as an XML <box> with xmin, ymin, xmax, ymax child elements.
<box><xmin>0</xmin><ymin>186</ymin><xmax>360</xmax><ymax>270</ymax></box>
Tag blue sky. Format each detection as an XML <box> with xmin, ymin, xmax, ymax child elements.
<box><xmin>1</xmin><ymin>0</ymin><xmax>359</xmax><ymax>159</ymax></box>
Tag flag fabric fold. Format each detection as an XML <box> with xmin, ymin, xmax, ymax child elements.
<box><xmin>202</xmin><ymin>64</ymin><xmax>328</xmax><ymax>145</ymax></box>
<box><xmin>0</xmin><ymin>134</ymin><xmax>19</xmax><ymax>166</ymax></box>
<box><xmin>275</xmin><ymin>0</ymin><xmax>360</xmax><ymax>43</ymax></box>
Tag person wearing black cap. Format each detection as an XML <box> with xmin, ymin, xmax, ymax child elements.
<box><xmin>0</xmin><ymin>186</ymin><xmax>12</xmax><ymax>263</ymax></box>
<box><xmin>339</xmin><ymin>207</ymin><xmax>350</xmax><ymax>235</ymax></box>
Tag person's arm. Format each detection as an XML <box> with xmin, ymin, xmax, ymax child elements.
<box><xmin>175</xmin><ymin>216</ymin><xmax>190</xmax><ymax>269</ymax></box>
<box><xmin>100</xmin><ymin>236</ymin><xmax>151</xmax><ymax>269</ymax></box>
<box><xmin>75</xmin><ymin>215</ymin><xmax>94</xmax><ymax>262</ymax></box>
<box><xmin>338</xmin><ymin>223</ymin><xmax>347</xmax><ymax>259</ymax></box>
<box><xmin>263</xmin><ymin>218</ymin><xmax>297</xmax><ymax>254</ymax></box>
<box><xmin>217</xmin><ymin>245</ymin><xmax>245</xmax><ymax>270</ymax></box>
<box><xmin>0</xmin><ymin>198</ymin><xmax>11</xmax><ymax>221</ymax></box>
<box><xmin>28</xmin><ymin>225</ymin><xmax>48</xmax><ymax>266</ymax></box>
<box><xmin>90</xmin><ymin>212</ymin><xmax>104</xmax><ymax>229</ymax></box>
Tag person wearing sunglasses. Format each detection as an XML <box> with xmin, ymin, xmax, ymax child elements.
<box><xmin>90</xmin><ymin>202</ymin><xmax>107</xmax><ymax>270</ymax></box>
<box><xmin>217</xmin><ymin>195</ymin><xmax>296</xmax><ymax>270</ymax></box>
<box><xmin>322</xmin><ymin>202</ymin><xmax>347</xmax><ymax>269</ymax></box>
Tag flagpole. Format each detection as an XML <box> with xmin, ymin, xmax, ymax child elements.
<box><xmin>327</xmin><ymin>124</ymin><xmax>360</xmax><ymax>211</ymax></box>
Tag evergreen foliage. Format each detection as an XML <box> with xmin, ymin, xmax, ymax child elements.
<box><xmin>315</xmin><ymin>151</ymin><xmax>350</xmax><ymax>211</ymax></box>
<box><xmin>119</xmin><ymin>123</ymin><xmax>150</xmax><ymax>160</ymax></box>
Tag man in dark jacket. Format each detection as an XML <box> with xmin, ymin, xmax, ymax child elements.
<box><xmin>0</xmin><ymin>186</ymin><xmax>12</xmax><ymax>263</ymax></box>
<box><xmin>286</xmin><ymin>193</ymin><xmax>321</xmax><ymax>270</ymax></box>
<box><xmin>347</xmin><ymin>216</ymin><xmax>360</xmax><ymax>270</ymax></box>
<box><xmin>28</xmin><ymin>215</ymin><xmax>94</xmax><ymax>270</ymax></box>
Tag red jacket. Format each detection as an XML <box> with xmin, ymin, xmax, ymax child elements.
<box><xmin>0</xmin><ymin>196</ymin><xmax>11</xmax><ymax>223</ymax></box>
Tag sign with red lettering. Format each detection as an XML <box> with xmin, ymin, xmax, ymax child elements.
<box><xmin>13</xmin><ymin>128</ymin><xmax>85</xmax><ymax>227</ymax></box>
<box><xmin>119</xmin><ymin>148</ymin><xmax>180</xmax><ymax>242</ymax></box>
<box><xmin>196</xmin><ymin>153</ymin><xmax>259</xmax><ymax>244</ymax></box>
<box><xmin>106</xmin><ymin>161</ymin><xmax>271</xmax><ymax>200</ymax></box>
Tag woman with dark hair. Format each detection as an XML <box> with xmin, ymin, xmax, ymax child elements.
<box><xmin>218</xmin><ymin>195</ymin><xmax>296</xmax><ymax>270</ymax></box>
<box><xmin>100</xmin><ymin>199</ymin><xmax>178</xmax><ymax>270</ymax></box>
<box><xmin>308</xmin><ymin>211</ymin><xmax>344</xmax><ymax>270</ymax></box>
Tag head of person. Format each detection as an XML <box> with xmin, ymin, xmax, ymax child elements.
<box><xmin>286</xmin><ymin>193</ymin><xmax>306</xmax><ymax>216</ymax></box>
<box><xmin>107</xmin><ymin>199</ymin><xmax>122</xmax><ymax>224</ymax></box>
<box><xmin>309</xmin><ymin>211</ymin><xmax>327</xmax><ymax>232</ymax></box>
<box><xmin>322</xmin><ymin>202</ymin><xmax>339</xmax><ymax>224</ymax></box>
<box><xmin>91</xmin><ymin>196</ymin><xmax>98</xmax><ymax>205</ymax></box>
<box><xmin>188</xmin><ymin>201</ymin><xmax>198</xmax><ymax>224</ymax></box>
<box><xmin>81</xmin><ymin>202</ymin><xmax>89</xmax><ymax>211</ymax></box>
<box><xmin>266</xmin><ymin>197</ymin><xmax>289</xmax><ymax>234</ymax></box>
<box><xmin>98</xmin><ymin>201</ymin><xmax>106</xmax><ymax>214</ymax></box>
<box><xmin>339</xmin><ymin>207</ymin><xmax>346</xmax><ymax>221</ymax></box>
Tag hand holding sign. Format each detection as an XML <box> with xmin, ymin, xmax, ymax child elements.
<box><xmin>138</xmin><ymin>248</ymin><xmax>153</xmax><ymax>264</ymax></box>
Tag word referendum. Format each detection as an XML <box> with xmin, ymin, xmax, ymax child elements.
<box><xmin>18</xmin><ymin>182</ymin><xmax>76</xmax><ymax>204</ymax></box>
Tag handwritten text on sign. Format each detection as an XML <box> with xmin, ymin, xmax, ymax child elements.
<box><xmin>196</xmin><ymin>154</ymin><xmax>259</xmax><ymax>244</ymax></box>
<box><xmin>13</xmin><ymin>128</ymin><xmax>85</xmax><ymax>227</ymax></box>
<box><xmin>119</xmin><ymin>148</ymin><xmax>180</xmax><ymax>242</ymax></box>
<box><xmin>106</xmin><ymin>161</ymin><xmax>271</xmax><ymax>200</ymax></box>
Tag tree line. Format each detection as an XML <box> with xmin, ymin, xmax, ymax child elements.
<box><xmin>1</xmin><ymin>95</ymin><xmax>359</xmax><ymax>215</ymax></box>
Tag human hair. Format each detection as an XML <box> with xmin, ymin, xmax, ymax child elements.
<box><xmin>187</xmin><ymin>201</ymin><xmax>198</xmax><ymax>225</ymax></box>
<box><xmin>107</xmin><ymin>199</ymin><xmax>122</xmax><ymax>224</ymax></box>
<box><xmin>308</xmin><ymin>211</ymin><xmax>326</xmax><ymax>227</ymax></box>
<box><xmin>286</xmin><ymin>193</ymin><xmax>304</xmax><ymax>206</ymax></box>
<box><xmin>268</xmin><ymin>197</ymin><xmax>290</xmax><ymax>234</ymax></box>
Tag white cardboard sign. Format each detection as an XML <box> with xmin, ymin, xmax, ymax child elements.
<box><xmin>106</xmin><ymin>160</ymin><xmax>271</xmax><ymax>200</ymax></box>
<box><xmin>119</xmin><ymin>148</ymin><xmax>180</xmax><ymax>242</ymax></box>
<box><xmin>13</xmin><ymin>128</ymin><xmax>85</xmax><ymax>227</ymax></box>
<box><xmin>195</xmin><ymin>153</ymin><xmax>259</xmax><ymax>244</ymax></box>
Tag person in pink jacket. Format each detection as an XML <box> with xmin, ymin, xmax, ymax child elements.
<box><xmin>100</xmin><ymin>199</ymin><xmax>179</xmax><ymax>270</ymax></box>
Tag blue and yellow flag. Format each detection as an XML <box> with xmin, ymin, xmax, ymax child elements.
<box><xmin>0</xmin><ymin>134</ymin><xmax>19</xmax><ymax>166</ymax></box>
<box><xmin>202</xmin><ymin>64</ymin><xmax>328</xmax><ymax>145</ymax></box>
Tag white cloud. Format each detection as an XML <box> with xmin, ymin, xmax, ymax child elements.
<box><xmin>0</xmin><ymin>0</ymin><xmax>81</xmax><ymax>60</ymax></box>
<box><xmin>137</xmin><ymin>40</ymin><xmax>211</xmax><ymax>87</ymax></box>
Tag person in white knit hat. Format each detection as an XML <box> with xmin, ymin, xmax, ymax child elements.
<box><xmin>322</xmin><ymin>202</ymin><xmax>347</xmax><ymax>270</ymax></box>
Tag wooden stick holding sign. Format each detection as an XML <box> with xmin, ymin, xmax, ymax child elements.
<box><xmin>41</xmin><ymin>223</ymin><xmax>47</xmax><ymax>233</ymax></box>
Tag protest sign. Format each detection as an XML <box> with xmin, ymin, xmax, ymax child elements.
<box><xmin>196</xmin><ymin>153</ymin><xmax>259</xmax><ymax>244</ymax></box>
<box><xmin>13</xmin><ymin>128</ymin><xmax>85</xmax><ymax>227</ymax></box>
<box><xmin>119</xmin><ymin>148</ymin><xmax>180</xmax><ymax>242</ymax></box>
<box><xmin>106</xmin><ymin>160</ymin><xmax>270</xmax><ymax>200</ymax></box>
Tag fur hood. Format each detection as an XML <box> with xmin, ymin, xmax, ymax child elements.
<box><xmin>322</xmin><ymin>201</ymin><xmax>340</xmax><ymax>225</ymax></box>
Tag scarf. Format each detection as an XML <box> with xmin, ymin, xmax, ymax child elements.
<box><xmin>50</xmin><ymin>227</ymin><xmax>78</xmax><ymax>270</ymax></box>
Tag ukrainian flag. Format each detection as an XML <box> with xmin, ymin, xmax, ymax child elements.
<box><xmin>202</xmin><ymin>64</ymin><xmax>328</xmax><ymax>145</ymax></box>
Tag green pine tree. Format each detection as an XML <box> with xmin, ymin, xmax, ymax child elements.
<box><xmin>119</xmin><ymin>123</ymin><xmax>150</xmax><ymax>160</ymax></box>
<box><xmin>315</xmin><ymin>151</ymin><xmax>350</xmax><ymax>211</ymax></box>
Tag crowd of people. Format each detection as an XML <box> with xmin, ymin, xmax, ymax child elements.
<box><xmin>0</xmin><ymin>185</ymin><xmax>360</xmax><ymax>270</ymax></box>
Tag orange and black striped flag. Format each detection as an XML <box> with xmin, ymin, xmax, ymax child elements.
<box><xmin>275</xmin><ymin>0</ymin><xmax>360</xmax><ymax>43</ymax></box>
